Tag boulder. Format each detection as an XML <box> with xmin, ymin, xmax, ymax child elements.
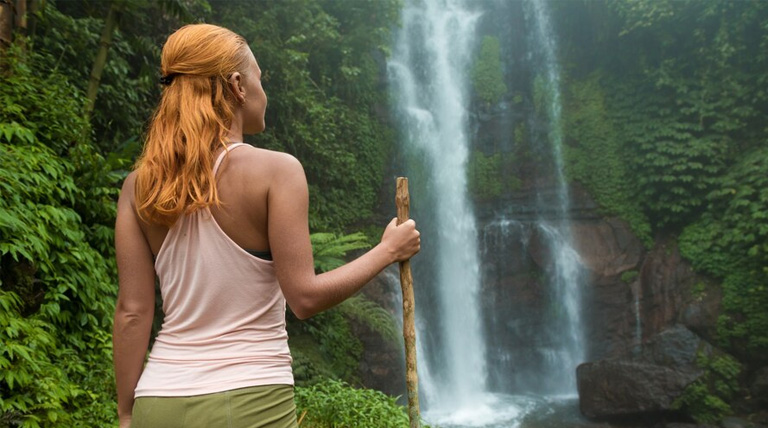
<box><xmin>577</xmin><ymin>325</ymin><xmax>712</xmax><ymax>421</ymax></box>
<box><xmin>577</xmin><ymin>360</ymin><xmax>701</xmax><ymax>419</ymax></box>
<box><xmin>721</xmin><ymin>416</ymin><xmax>767</xmax><ymax>428</ymax></box>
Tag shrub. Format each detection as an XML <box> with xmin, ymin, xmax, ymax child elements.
<box><xmin>295</xmin><ymin>379</ymin><xmax>413</xmax><ymax>428</ymax></box>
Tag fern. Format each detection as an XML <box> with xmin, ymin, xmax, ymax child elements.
<box><xmin>311</xmin><ymin>232</ymin><xmax>371</xmax><ymax>272</ymax></box>
<box><xmin>337</xmin><ymin>295</ymin><xmax>400</xmax><ymax>345</ymax></box>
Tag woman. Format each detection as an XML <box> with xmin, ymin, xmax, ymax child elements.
<box><xmin>113</xmin><ymin>24</ymin><xmax>420</xmax><ymax>428</ymax></box>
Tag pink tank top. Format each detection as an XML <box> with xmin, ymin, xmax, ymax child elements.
<box><xmin>134</xmin><ymin>143</ymin><xmax>293</xmax><ymax>397</ymax></box>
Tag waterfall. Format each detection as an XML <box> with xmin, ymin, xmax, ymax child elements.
<box><xmin>524</xmin><ymin>0</ymin><xmax>586</xmax><ymax>394</ymax></box>
<box><xmin>387</xmin><ymin>0</ymin><xmax>487</xmax><ymax>416</ymax></box>
<box><xmin>387</xmin><ymin>0</ymin><xmax>586</xmax><ymax>424</ymax></box>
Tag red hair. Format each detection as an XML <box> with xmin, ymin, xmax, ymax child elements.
<box><xmin>134</xmin><ymin>24</ymin><xmax>251</xmax><ymax>226</ymax></box>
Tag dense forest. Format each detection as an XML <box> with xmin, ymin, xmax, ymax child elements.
<box><xmin>0</xmin><ymin>0</ymin><xmax>408</xmax><ymax>426</ymax></box>
<box><xmin>0</xmin><ymin>0</ymin><xmax>766</xmax><ymax>427</ymax></box>
<box><xmin>555</xmin><ymin>0</ymin><xmax>767</xmax><ymax>360</ymax></box>
<box><xmin>554</xmin><ymin>1</ymin><xmax>768</xmax><ymax>423</ymax></box>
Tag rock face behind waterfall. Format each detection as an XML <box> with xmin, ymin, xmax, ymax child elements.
<box><xmin>576</xmin><ymin>325</ymin><xmax>712</xmax><ymax>421</ymax></box>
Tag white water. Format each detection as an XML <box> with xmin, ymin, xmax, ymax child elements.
<box><xmin>535</xmin><ymin>223</ymin><xmax>586</xmax><ymax>393</ymax></box>
<box><xmin>388</xmin><ymin>0</ymin><xmax>488</xmax><ymax>417</ymax></box>
<box><xmin>526</xmin><ymin>0</ymin><xmax>586</xmax><ymax>393</ymax></box>
<box><xmin>388</xmin><ymin>0</ymin><xmax>587</xmax><ymax>424</ymax></box>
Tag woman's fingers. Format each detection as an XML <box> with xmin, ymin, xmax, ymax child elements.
<box><xmin>381</xmin><ymin>218</ymin><xmax>421</xmax><ymax>261</ymax></box>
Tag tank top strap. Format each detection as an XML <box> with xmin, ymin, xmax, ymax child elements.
<box><xmin>213</xmin><ymin>143</ymin><xmax>248</xmax><ymax>176</ymax></box>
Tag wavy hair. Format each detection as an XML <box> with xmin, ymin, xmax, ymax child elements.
<box><xmin>134</xmin><ymin>24</ymin><xmax>251</xmax><ymax>226</ymax></box>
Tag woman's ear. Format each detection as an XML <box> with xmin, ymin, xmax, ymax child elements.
<box><xmin>228</xmin><ymin>72</ymin><xmax>245</xmax><ymax>104</ymax></box>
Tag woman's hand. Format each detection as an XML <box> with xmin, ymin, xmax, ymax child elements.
<box><xmin>267</xmin><ymin>153</ymin><xmax>422</xmax><ymax>319</ymax></box>
<box><xmin>380</xmin><ymin>218</ymin><xmax>420</xmax><ymax>263</ymax></box>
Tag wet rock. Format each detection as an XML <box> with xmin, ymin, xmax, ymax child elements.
<box><xmin>577</xmin><ymin>325</ymin><xmax>712</xmax><ymax>421</ymax></box>
<box><xmin>571</xmin><ymin>217</ymin><xmax>644</xmax><ymax>281</ymax></box>
<box><xmin>577</xmin><ymin>360</ymin><xmax>701</xmax><ymax>419</ymax></box>
<box><xmin>679</xmin><ymin>282</ymin><xmax>722</xmax><ymax>346</ymax></box>
<box><xmin>721</xmin><ymin>416</ymin><xmax>766</xmax><ymax>428</ymax></box>
<box><xmin>638</xmin><ymin>240</ymin><xmax>698</xmax><ymax>341</ymax></box>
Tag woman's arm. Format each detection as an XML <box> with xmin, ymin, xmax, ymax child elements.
<box><xmin>113</xmin><ymin>173</ymin><xmax>156</xmax><ymax>425</ymax></box>
<box><xmin>267</xmin><ymin>154</ymin><xmax>420</xmax><ymax>319</ymax></box>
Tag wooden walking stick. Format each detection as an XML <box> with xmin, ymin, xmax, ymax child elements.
<box><xmin>396</xmin><ymin>177</ymin><xmax>420</xmax><ymax>428</ymax></box>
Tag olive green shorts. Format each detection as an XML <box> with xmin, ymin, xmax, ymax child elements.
<box><xmin>131</xmin><ymin>384</ymin><xmax>298</xmax><ymax>428</ymax></box>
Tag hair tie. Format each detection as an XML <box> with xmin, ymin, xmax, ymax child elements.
<box><xmin>159</xmin><ymin>73</ymin><xmax>178</xmax><ymax>85</ymax></box>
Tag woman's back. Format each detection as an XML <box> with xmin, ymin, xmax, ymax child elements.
<box><xmin>134</xmin><ymin>144</ymin><xmax>294</xmax><ymax>398</ymax></box>
<box><xmin>138</xmin><ymin>145</ymin><xmax>292</xmax><ymax>258</ymax></box>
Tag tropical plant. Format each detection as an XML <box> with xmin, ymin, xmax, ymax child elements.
<box><xmin>295</xmin><ymin>379</ymin><xmax>415</xmax><ymax>428</ymax></box>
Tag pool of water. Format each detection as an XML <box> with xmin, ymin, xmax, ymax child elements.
<box><xmin>422</xmin><ymin>394</ymin><xmax>626</xmax><ymax>428</ymax></box>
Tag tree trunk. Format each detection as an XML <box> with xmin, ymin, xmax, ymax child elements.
<box><xmin>85</xmin><ymin>0</ymin><xmax>121</xmax><ymax>117</ymax></box>
<box><xmin>0</xmin><ymin>0</ymin><xmax>15</xmax><ymax>54</ymax></box>
<box><xmin>14</xmin><ymin>0</ymin><xmax>24</xmax><ymax>31</ymax></box>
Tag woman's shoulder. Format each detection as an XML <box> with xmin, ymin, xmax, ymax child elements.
<box><xmin>119</xmin><ymin>170</ymin><xmax>138</xmax><ymax>203</ymax></box>
<box><xmin>234</xmin><ymin>146</ymin><xmax>305</xmax><ymax>177</ymax></box>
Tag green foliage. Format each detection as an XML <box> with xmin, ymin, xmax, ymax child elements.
<box><xmin>605</xmin><ymin>0</ymin><xmax>767</xmax><ymax>228</ymax></box>
<box><xmin>673</xmin><ymin>352</ymin><xmax>742</xmax><ymax>424</ymax></box>
<box><xmin>673</xmin><ymin>381</ymin><xmax>731</xmax><ymax>424</ymax></box>
<box><xmin>336</xmin><ymin>295</ymin><xmax>400</xmax><ymax>345</ymax></box>
<box><xmin>291</xmin><ymin>308</ymin><xmax>363</xmax><ymax>385</ymax></box>
<box><xmin>295</xmin><ymin>379</ymin><xmax>413</xmax><ymax>428</ymax></box>
<box><xmin>467</xmin><ymin>150</ymin><xmax>503</xmax><ymax>201</ymax></box>
<box><xmin>1</xmin><ymin>46</ymin><xmax>119</xmax><ymax>427</ymax></box>
<box><xmin>679</xmin><ymin>148</ymin><xmax>768</xmax><ymax>363</ymax></box>
<box><xmin>466</xmin><ymin>150</ymin><xmax>521</xmax><ymax>202</ymax></box>
<box><xmin>471</xmin><ymin>36</ymin><xmax>507</xmax><ymax>104</ymax></box>
<box><xmin>630</xmin><ymin>111</ymin><xmax>726</xmax><ymax>227</ymax></box>
<box><xmin>532</xmin><ymin>74</ymin><xmax>550</xmax><ymax>118</ymax></box>
<box><xmin>36</xmin><ymin>0</ymin><xmax>206</xmax><ymax>152</ymax></box>
<box><xmin>3</xmin><ymin>1</ymin><xmax>404</xmax><ymax>425</ymax></box>
<box><xmin>557</xmin><ymin>0</ymin><xmax>768</xmax><ymax>379</ymax></box>
<box><xmin>311</xmin><ymin>232</ymin><xmax>371</xmax><ymax>273</ymax></box>
<box><xmin>620</xmin><ymin>270</ymin><xmax>639</xmax><ymax>284</ymax></box>
<box><xmin>562</xmin><ymin>73</ymin><xmax>652</xmax><ymax>244</ymax></box>
<box><xmin>214</xmin><ymin>0</ymin><xmax>399</xmax><ymax>231</ymax></box>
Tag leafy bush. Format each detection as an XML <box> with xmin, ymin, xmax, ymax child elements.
<box><xmin>679</xmin><ymin>148</ymin><xmax>768</xmax><ymax>364</ymax></box>
<box><xmin>1</xmin><ymin>47</ymin><xmax>120</xmax><ymax>427</ymax></box>
<box><xmin>295</xmin><ymin>379</ymin><xmax>412</xmax><ymax>428</ymax></box>
<box><xmin>673</xmin><ymin>352</ymin><xmax>743</xmax><ymax>424</ymax></box>
<box><xmin>562</xmin><ymin>73</ymin><xmax>652</xmax><ymax>244</ymax></box>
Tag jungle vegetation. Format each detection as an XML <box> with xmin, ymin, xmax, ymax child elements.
<box><xmin>553</xmin><ymin>0</ymin><xmax>768</xmax><ymax>422</ymax></box>
<box><xmin>1</xmin><ymin>0</ymin><xmax>766</xmax><ymax>426</ymax></box>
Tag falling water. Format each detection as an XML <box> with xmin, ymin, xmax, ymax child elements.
<box><xmin>387</xmin><ymin>0</ymin><xmax>488</xmax><ymax>419</ymax></box>
<box><xmin>524</xmin><ymin>0</ymin><xmax>586</xmax><ymax>394</ymax></box>
<box><xmin>388</xmin><ymin>0</ymin><xmax>587</xmax><ymax>424</ymax></box>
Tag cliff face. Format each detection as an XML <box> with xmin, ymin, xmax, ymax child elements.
<box><xmin>476</xmin><ymin>182</ymin><xmax>720</xmax><ymax>369</ymax></box>
<box><xmin>357</xmin><ymin>181</ymin><xmax>722</xmax><ymax>400</ymax></box>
